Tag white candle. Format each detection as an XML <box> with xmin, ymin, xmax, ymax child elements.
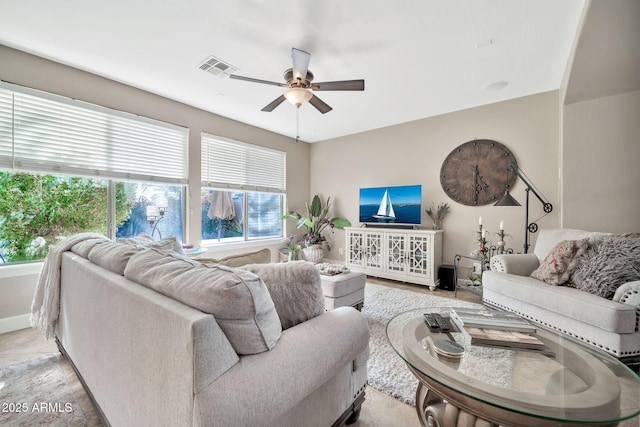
<box><xmin>479</xmin><ymin>216</ymin><xmax>482</xmax><ymax>226</ymax></box>
<box><xmin>482</xmin><ymin>229</ymin><xmax>486</xmax><ymax>239</ymax></box>
<box><xmin>500</xmin><ymin>220</ymin><xmax>504</xmax><ymax>230</ymax></box>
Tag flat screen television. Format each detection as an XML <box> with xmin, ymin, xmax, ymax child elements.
<box><xmin>359</xmin><ymin>185</ymin><xmax>422</xmax><ymax>224</ymax></box>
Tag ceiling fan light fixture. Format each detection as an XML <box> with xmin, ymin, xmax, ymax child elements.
<box><xmin>284</xmin><ymin>87</ymin><xmax>313</xmax><ymax>107</ymax></box>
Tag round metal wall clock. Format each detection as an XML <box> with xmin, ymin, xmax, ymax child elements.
<box><xmin>440</xmin><ymin>139</ymin><xmax>517</xmax><ymax>206</ymax></box>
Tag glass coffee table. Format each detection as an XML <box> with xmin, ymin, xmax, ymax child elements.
<box><xmin>386</xmin><ymin>307</ymin><xmax>640</xmax><ymax>427</ymax></box>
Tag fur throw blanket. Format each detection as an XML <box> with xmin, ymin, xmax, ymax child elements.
<box><xmin>30</xmin><ymin>233</ymin><xmax>108</xmax><ymax>339</ymax></box>
<box><xmin>572</xmin><ymin>235</ymin><xmax>640</xmax><ymax>299</ymax></box>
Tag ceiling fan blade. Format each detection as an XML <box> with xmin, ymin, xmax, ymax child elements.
<box><xmin>308</xmin><ymin>94</ymin><xmax>333</xmax><ymax>114</ymax></box>
<box><xmin>291</xmin><ymin>48</ymin><xmax>311</xmax><ymax>82</ymax></box>
<box><xmin>261</xmin><ymin>95</ymin><xmax>286</xmax><ymax>112</ymax></box>
<box><xmin>311</xmin><ymin>80</ymin><xmax>365</xmax><ymax>91</ymax></box>
<box><xmin>230</xmin><ymin>74</ymin><xmax>286</xmax><ymax>87</ymax></box>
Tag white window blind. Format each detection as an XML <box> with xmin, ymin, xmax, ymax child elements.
<box><xmin>0</xmin><ymin>83</ymin><xmax>188</xmax><ymax>184</ymax></box>
<box><xmin>0</xmin><ymin>88</ymin><xmax>13</xmax><ymax>169</ymax></box>
<box><xmin>201</xmin><ymin>133</ymin><xmax>285</xmax><ymax>193</ymax></box>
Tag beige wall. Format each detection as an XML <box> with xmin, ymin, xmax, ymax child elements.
<box><xmin>310</xmin><ymin>91</ymin><xmax>561</xmax><ymax>266</ymax></box>
<box><xmin>0</xmin><ymin>44</ymin><xmax>310</xmax><ymax>327</ymax></box>
<box><xmin>559</xmin><ymin>0</ymin><xmax>640</xmax><ymax>232</ymax></box>
<box><xmin>562</xmin><ymin>90</ymin><xmax>640</xmax><ymax>231</ymax></box>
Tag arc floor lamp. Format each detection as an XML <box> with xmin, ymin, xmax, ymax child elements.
<box><xmin>494</xmin><ymin>162</ymin><xmax>553</xmax><ymax>253</ymax></box>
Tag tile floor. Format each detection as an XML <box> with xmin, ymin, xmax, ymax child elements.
<box><xmin>2</xmin><ymin>278</ymin><xmax>637</xmax><ymax>426</ymax></box>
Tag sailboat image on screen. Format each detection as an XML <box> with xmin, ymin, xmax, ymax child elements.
<box><xmin>372</xmin><ymin>189</ymin><xmax>396</xmax><ymax>220</ymax></box>
<box><xmin>359</xmin><ymin>185</ymin><xmax>422</xmax><ymax>224</ymax></box>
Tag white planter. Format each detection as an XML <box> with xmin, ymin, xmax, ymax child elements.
<box><xmin>302</xmin><ymin>244</ymin><xmax>324</xmax><ymax>264</ymax></box>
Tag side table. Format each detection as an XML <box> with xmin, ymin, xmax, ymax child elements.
<box><xmin>453</xmin><ymin>254</ymin><xmax>485</xmax><ymax>298</ymax></box>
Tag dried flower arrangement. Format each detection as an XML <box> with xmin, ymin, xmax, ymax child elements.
<box><xmin>425</xmin><ymin>202</ymin><xmax>450</xmax><ymax>230</ymax></box>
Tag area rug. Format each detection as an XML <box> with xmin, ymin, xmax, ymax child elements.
<box><xmin>362</xmin><ymin>283</ymin><xmax>515</xmax><ymax>406</ymax></box>
<box><xmin>0</xmin><ymin>353</ymin><xmax>87</xmax><ymax>426</ymax></box>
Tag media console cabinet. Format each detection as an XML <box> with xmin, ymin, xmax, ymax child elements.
<box><xmin>345</xmin><ymin>227</ymin><xmax>443</xmax><ymax>290</ymax></box>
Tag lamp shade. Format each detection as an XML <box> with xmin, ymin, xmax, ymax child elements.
<box><xmin>494</xmin><ymin>190</ymin><xmax>521</xmax><ymax>207</ymax></box>
<box><xmin>284</xmin><ymin>87</ymin><xmax>313</xmax><ymax>107</ymax></box>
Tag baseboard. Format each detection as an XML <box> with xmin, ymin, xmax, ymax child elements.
<box><xmin>0</xmin><ymin>313</ymin><xmax>31</xmax><ymax>334</ymax></box>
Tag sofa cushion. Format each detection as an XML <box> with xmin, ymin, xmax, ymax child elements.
<box><xmin>116</xmin><ymin>233</ymin><xmax>155</xmax><ymax>245</ymax></box>
<box><xmin>483</xmin><ymin>271</ymin><xmax>637</xmax><ymax>333</ymax></box>
<box><xmin>88</xmin><ymin>241</ymin><xmax>143</xmax><ymax>275</ymax></box>
<box><xmin>124</xmin><ymin>248</ymin><xmax>281</xmax><ymax>355</ymax></box>
<box><xmin>572</xmin><ymin>235</ymin><xmax>640</xmax><ymax>299</ymax></box>
<box><xmin>242</xmin><ymin>261</ymin><xmax>324</xmax><ymax>330</ymax></box>
<box><xmin>530</xmin><ymin>238</ymin><xmax>588</xmax><ymax>286</ymax></box>
<box><xmin>118</xmin><ymin>234</ymin><xmax>185</xmax><ymax>255</ymax></box>
<box><xmin>198</xmin><ymin>248</ymin><xmax>271</xmax><ymax>267</ymax></box>
<box><xmin>70</xmin><ymin>237</ymin><xmax>110</xmax><ymax>258</ymax></box>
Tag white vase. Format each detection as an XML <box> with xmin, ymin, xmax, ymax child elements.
<box><xmin>302</xmin><ymin>244</ymin><xmax>324</xmax><ymax>264</ymax></box>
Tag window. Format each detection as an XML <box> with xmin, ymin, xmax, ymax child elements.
<box><xmin>0</xmin><ymin>83</ymin><xmax>188</xmax><ymax>263</ymax></box>
<box><xmin>201</xmin><ymin>133</ymin><xmax>285</xmax><ymax>242</ymax></box>
<box><xmin>115</xmin><ymin>182</ymin><xmax>184</xmax><ymax>241</ymax></box>
<box><xmin>0</xmin><ymin>172</ymin><xmax>109</xmax><ymax>262</ymax></box>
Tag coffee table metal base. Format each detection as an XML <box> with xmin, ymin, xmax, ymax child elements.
<box><xmin>409</xmin><ymin>365</ymin><xmax>620</xmax><ymax>427</ymax></box>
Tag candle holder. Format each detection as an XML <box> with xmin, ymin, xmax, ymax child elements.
<box><xmin>488</xmin><ymin>229</ymin><xmax>514</xmax><ymax>260</ymax></box>
<box><xmin>497</xmin><ymin>229</ymin><xmax>506</xmax><ymax>254</ymax></box>
<box><xmin>477</xmin><ymin>225</ymin><xmax>488</xmax><ymax>262</ymax></box>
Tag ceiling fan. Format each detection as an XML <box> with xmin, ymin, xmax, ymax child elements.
<box><xmin>230</xmin><ymin>48</ymin><xmax>364</xmax><ymax>114</ymax></box>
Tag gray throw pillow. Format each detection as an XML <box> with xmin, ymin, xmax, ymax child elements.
<box><xmin>198</xmin><ymin>248</ymin><xmax>271</xmax><ymax>267</ymax></box>
<box><xmin>118</xmin><ymin>234</ymin><xmax>185</xmax><ymax>255</ymax></box>
<box><xmin>70</xmin><ymin>237</ymin><xmax>110</xmax><ymax>258</ymax></box>
<box><xmin>88</xmin><ymin>241</ymin><xmax>144</xmax><ymax>275</ymax></box>
<box><xmin>243</xmin><ymin>261</ymin><xmax>324</xmax><ymax>330</ymax></box>
<box><xmin>572</xmin><ymin>236</ymin><xmax>640</xmax><ymax>299</ymax></box>
<box><xmin>124</xmin><ymin>248</ymin><xmax>282</xmax><ymax>355</ymax></box>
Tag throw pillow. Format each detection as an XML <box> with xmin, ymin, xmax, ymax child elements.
<box><xmin>116</xmin><ymin>233</ymin><xmax>155</xmax><ymax>245</ymax></box>
<box><xmin>242</xmin><ymin>262</ymin><xmax>324</xmax><ymax>330</ymax></box>
<box><xmin>617</xmin><ymin>232</ymin><xmax>640</xmax><ymax>238</ymax></box>
<box><xmin>197</xmin><ymin>248</ymin><xmax>271</xmax><ymax>267</ymax></box>
<box><xmin>88</xmin><ymin>241</ymin><xmax>144</xmax><ymax>275</ymax></box>
<box><xmin>572</xmin><ymin>236</ymin><xmax>640</xmax><ymax>299</ymax></box>
<box><xmin>124</xmin><ymin>248</ymin><xmax>282</xmax><ymax>355</ymax></box>
<box><xmin>530</xmin><ymin>238</ymin><xmax>589</xmax><ymax>286</ymax></box>
<box><xmin>70</xmin><ymin>237</ymin><xmax>110</xmax><ymax>258</ymax></box>
<box><xmin>117</xmin><ymin>234</ymin><xmax>185</xmax><ymax>255</ymax></box>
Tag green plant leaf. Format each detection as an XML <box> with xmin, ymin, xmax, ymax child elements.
<box><xmin>281</xmin><ymin>212</ymin><xmax>301</xmax><ymax>221</ymax></box>
<box><xmin>309</xmin><ymin>195</ymin><xmax>322</xmax><ymax>217</ymax></box>
<box><xmin>331</xmin><ymin>218</ymin><xmax>351</xmax><ymax>229</ymax></box>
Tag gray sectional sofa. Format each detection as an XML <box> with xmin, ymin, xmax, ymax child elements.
<box><xmin>483</xmin><ymin>228</ymin><xmax>640</xmax><ymax>362</ymax></box>
<box><xmin>39</xmin><ymin>236</ymin><xmax>369</xmax><ymax>427</ymax></box>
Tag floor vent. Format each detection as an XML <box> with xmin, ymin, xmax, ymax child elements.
<box><xmin>197</xmin><ymin>55</ymin><xmax>238</xmax><ymax>78</ymax></box>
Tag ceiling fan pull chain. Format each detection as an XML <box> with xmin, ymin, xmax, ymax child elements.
<box><xmin>295</xmin><ymin>107</ymin><xmax>300</xmax><ymax>142</ymax></box>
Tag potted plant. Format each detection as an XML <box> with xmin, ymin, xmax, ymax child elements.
<box><xmin>282</xmin><ymin>195</ymin><xmax>351</xmax><ymax>263</ymax></box>
<box><xmin>283</xmin><ymin>235</ymin><xmax>303</xmax><ymax>262</ymax></box>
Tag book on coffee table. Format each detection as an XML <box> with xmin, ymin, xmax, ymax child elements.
<box><xmin>450</xmin><ymin>308</ymin><xmax>536</xmax><ymax>334</ymax></box>
<box><xmin>462</xmin><ymin>327</ymin><xmax>546</xmax><ymax>350</ymax></box>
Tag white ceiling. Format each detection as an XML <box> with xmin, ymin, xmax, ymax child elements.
<box><xmin>0</xmin><ymin>0</ymin><xmax>585</xmax><ymax>143</ymax></box>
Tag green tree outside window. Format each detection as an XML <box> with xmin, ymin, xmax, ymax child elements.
<box><xmin>0</xmin><ymin>172</ymin><xmax>133</xmax><ymax>262</ymax></box>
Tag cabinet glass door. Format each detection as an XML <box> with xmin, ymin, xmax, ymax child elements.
<box><xmin>408</xmin><ymin>234</ymin><xmax>431</xmax><ymax>277</ymax></box>
<box><xmin>365</xmin><ymin>231</ymin><xmax>383</xmax><ymax>270</ymax></box>
<box><xmin>386</xmin><ymin>233</ymin><xmax>406</xmax><ymax>273</ymax></box>
<box><xmin>347</xmin><ymin>231</ymin><xmax>364</xmax><ymax>267</ymax></box>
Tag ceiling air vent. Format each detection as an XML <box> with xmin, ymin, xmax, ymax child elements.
<box><xmin>197</xmin><ymin>55</ymin><xmax>238</xmax><ymax>78</ymax></box>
